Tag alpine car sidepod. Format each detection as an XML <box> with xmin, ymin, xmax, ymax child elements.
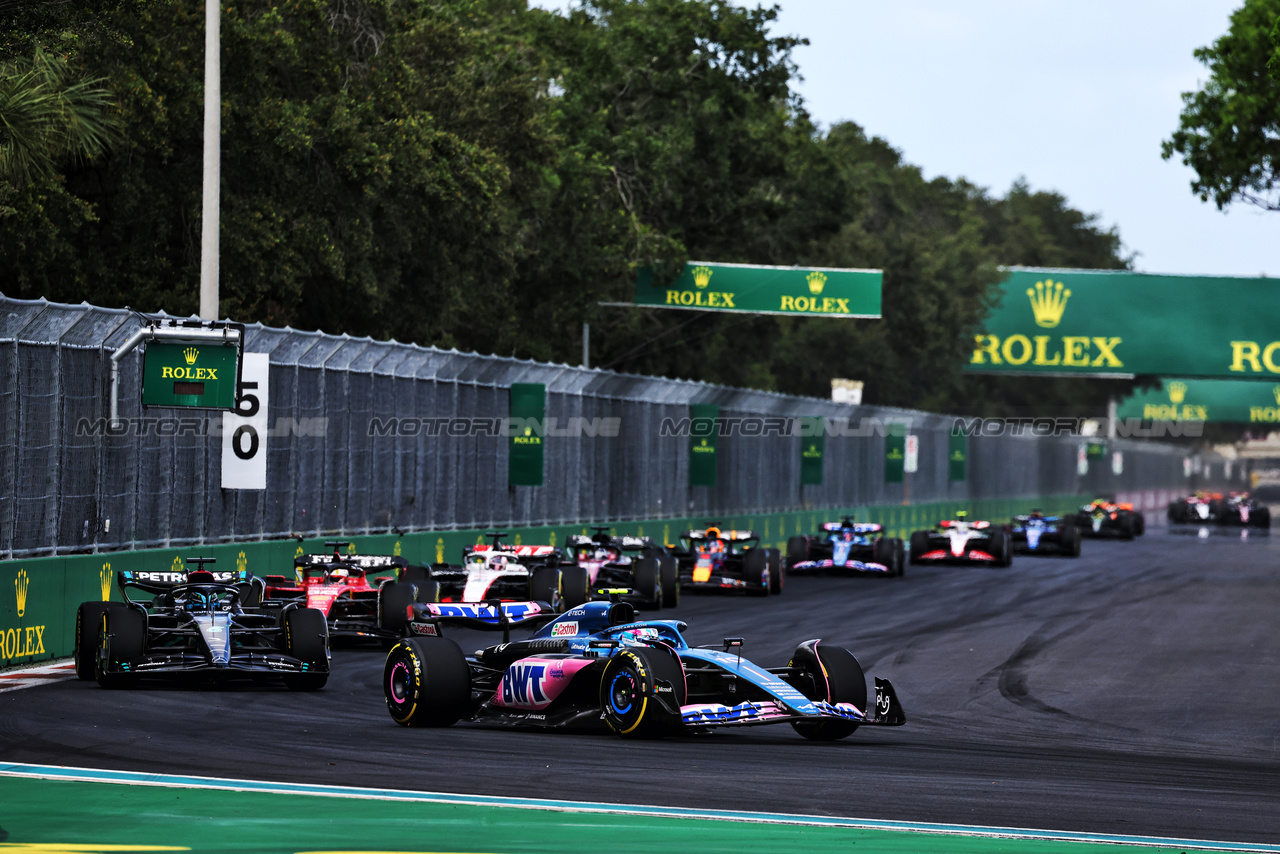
<box><xmin>566</xmin><ymin>527</ymin><xmax>680</xmax><ymax>609</ymax></box>
<box><xmin>383</xmin><ymin>599</ymin><xmax>905</xmax><ymax>740</ymax></box>
<box><xmin>73</xmin><ymin>558</ymin><xmax>330</xmax><ymax>690</ymax></box>
<box><xmin>786</xmin><ymin>518</ymin><xmax>905</xmax><ymax>576</ymax></box>
<box><xmin>1008</xmin><ymin>512</ymin><xmax>1081</xmax><ymax>557</ymax></box>
<box><xmin>908</xmin><ymin>513</ymin><xmax>1012</xmax><ymax>567</ymax></box>
<box><xmin>1074</xmin><ymin>499</ymin><xmax>1145</xmax><ymax>539</ymax></box>
<box><xmin>666</xmin><ymin>527</ymin><xmax>783</xmax><ymax>596</ymax></box>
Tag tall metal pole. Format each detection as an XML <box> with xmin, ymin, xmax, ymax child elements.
<box><xmin>199</xmin><ymin>0</ymin><xmax>221</xmax><ymax>320</ymax></box>
<box><xmin>582</xmin><ymin>322</ymin><xmax>590</xmax><ymax>369</ymax></box>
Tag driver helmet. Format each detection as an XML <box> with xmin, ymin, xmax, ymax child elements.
<box><xmin>708</xmin><ymin>539</ymin><xmax>725</xmax><ymax>554</ymax></box>
<box><xmin>330</xmin><ymin>567</ymin><xmax>349</xmax><ymax>580</ymax></box>
<box><xmin>842</xmin><ymin>530</ymin><xmax>854</xmax><ymax>541</ymax></box>
<box><xmin>593</xmin><ymin>547</ymin><xmax>612</xmax><ymax>561</ymax></box>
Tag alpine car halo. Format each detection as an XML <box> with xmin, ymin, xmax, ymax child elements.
<box><xmin>786</xmin><ymin>517</ymin><xmax>905</xmax><ymax>576</ymax></box>
<box><xmin>383</xmin><ymin>599</ymin><xmax>905</xmax><ymax>740</ymax></box>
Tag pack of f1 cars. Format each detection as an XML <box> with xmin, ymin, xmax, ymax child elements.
<box><xmin>73</xmin><ymin>558</ymin><xmax>330</xmax><ymax>690</ymax></box>
<box><xmin>426</xmin><ymin>533</ymin><xmax>588</xmax><ymax>612</ymax></box>
<box><xmin>383</xmin><ymin>599</ymin><xmax>905</xmax><ymax>740</ymax></box>
<box><xmin>1167</xmin><ymin>492</ymin><xmax>1271</xmax><ymax>528</ymax></box>
<box><xmin>1074</xmin><ymin>499</ymin><xmax>1145</xmax><ymax>539</ymax></box>
<box><xmin>786</xmin><ymin>518</ymin><xmax>905</xmax><ymax>576</ymax></box>
<box><xmin>1008</xmin><ymin>511</ymin><xmax>1081</xmax><ymax>557</ymax></box>
<box><xmin>566</xmin><ymin>527</ymin><xmax>680</xmax><ymax>609</ymax></box>
<box><xmin>260</xmin><ymin>542</ymin><xmax>421</xmax><ymax>641</ymax></box>
<box><xmin>908</xmin><ymin>513</ymin><xmax>1012</xmax><ymax>567</ymax></box>
<box><xmin>666</xmin><ymin>527</ymin><xmax>783</xmax><ymax>596</ymax></box>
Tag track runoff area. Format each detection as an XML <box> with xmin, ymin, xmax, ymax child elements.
<box><xmin>3</xmin><ymin>523</ymin><xmax>1280</xmax><ymax>853</ymax></box>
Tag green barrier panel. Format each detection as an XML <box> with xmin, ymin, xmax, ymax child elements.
<box><xmin>0</xmin><ymin>495</ymin><xmax>1094</xmax><ymax>668</ymax></box>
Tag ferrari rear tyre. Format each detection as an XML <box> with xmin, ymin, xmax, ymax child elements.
<box><xmin>909</xmin><ymin>531</ymin><xmax>930</xmax><ymax>565</ymax></box>
<box><xmin>95</xmin><ymin>607</ymin><xmax>145</xmax><ymax>689</ymax></box>
<box><xmin>282</xmin><ymin>608</ymin><xmax>329</xmax><ymax>690</ymax></box>
<box><xmin>75</xmin><ymin>601</ymin><xmax>125</xmax><ymax>680</ymax></box>
<box><xmin>785</xmin><ymin>535</ymin><xmax>809</xmax><ymax>568</ymax></box>
<box><xmin>659</xmin><ymin>555</ymin><xmax>680</xmax><ymax>608</ymax></box>
<box><xmin>600</xmin><ymin>647</ymin><xmax>685</xmax><ymax>738</ymax></box>
<box><xmin>632</xmin><ymin>558</ymin><xmax>663</xmax><ymax>610</ymax></box>
<box><xmin>384</xmin><ymin>637</ymin><xmax>472</xmax><ymax>727</ymax></box>
<box><xmin>743</xmin><ymin>549</ymin><xmax>769</xmax><ymax>597</ymax></box>
<box><xmin>789</xmin><ymin>642</ymin><xmax>867</xmax><ymax>741</ymax></box>
<box><xmin>562</xmin><ymin>565</ymin><xmax>590</xmax><ymax>609</ymax></box>
<box><xmin>529</xmin><ymin>566</ymin><xmax>562</xmax><ymax>606</ymax></box>
<box><xmin>378</xmin><ymin>581</ymin><xmax>416</xmax><ymax>633</ymax></box>
<box><xmin>766</xmin><ymin>548</ymin><xmax>784</xmax><ymax>595</ymax></box>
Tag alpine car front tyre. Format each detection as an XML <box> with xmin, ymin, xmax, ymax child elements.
<box><xmin>384</xmin><ymin>637</ymin><xmax>472</xmax><ymax>727</ymax></box>
<box><xmin>786</xmin><ymin>535</ymin><xmax>809</xmax><ymax>568</ymax></box>
<box><xmin>789</xmin><ymin>642</ymin><xmax>867</xmax><ymax>741</ymax></box>
<box><xmin>600</xmin><ymin>647</ymin><xmax>685</xmax><ymax>738</ymax></box>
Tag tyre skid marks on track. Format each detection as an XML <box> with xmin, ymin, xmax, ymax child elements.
<box><xmin>3</xmin><ymin>762</ymin><xmax>1280</xmax><ymax>853</ymax></box>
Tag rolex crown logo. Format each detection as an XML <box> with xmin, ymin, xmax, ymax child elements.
<box><xmin>1026</xmin><ymin>279</ymin><xmax>1071</xmax><ymax>328</ymax></box>
<box><xmin>1168</xmin><ymin>381</ymin><xmax>1188</xmax><ymax>405</ymax></box>
<box><xmin>394</xmin><ymin>540</ymin><xmax>402</xmax><ymax>557</ymax></box>
<box><xmin>1273</xmin><ymin>385</ymin><xmax>1280</xmax><ymax>407</ymax></box>
<box><xmin>15</xmin><ymin>569</ymin><xmax>29</xmax><ymax>618</ymax></box>
<box><xmin>171</xmin><ymin>555</ymin><xmax>184</xmax><ymax>573</ymax></box>
<box><xmin>236</xmin><ymin>550</ymin><xmax>248</xmax><ymax>573</ymax></box>
<box><xmin>100</xmin><ymin>562</ymin><xmax>112</xmax><ymax>601</ymax></box>
<box><xmin>806</xmin><ymin>271</ymin><xmax>828</xmax><ymax>295</ymax></box>
<box><xmin>692</xmin><ymin>265</ymin><xmax>714</xmax><ymax>290</ymax></box>
<box><xmin>183</xmin><ymin>347</ymin><xmax>199</xmax><ymax>365</ymax></box>
<box><xmin>436</xmin><ymin>537</ymin><xmax>445</xmax><ymax>564</ymax></box>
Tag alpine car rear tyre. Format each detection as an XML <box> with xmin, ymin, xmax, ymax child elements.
<box><xmin>378</xmin><ymin>581</ymin><xmax>416</xmax><ymax>633</ymax></box>
<box><xmin>600</xmin><ymin>647</ymin><xmax>685</xmax><ymax>738</ymax></box>
<box><xmin>96</xmin><ymin>607</ymin><xmax>145</xmax><ymax>689</ymax></box>
<box><xmin>384</xmin><ymin>637</ymin><xmax>472</xmax><ymax>727</ymax></box>
<box><xmin>632</xmin><ymin>558</ymin><xmax>663</xmax><ymax>610</ymax></box>
<box><xmin>766</xmin><ymin>548</ymin><xmax>784</xmax><ymax>595</ymax></box>
<box><xmin>908</xmin><ymin>531</ymin><xmax>930</xmax><ymax>565</ymax></box>
<box><xmin>872</xmin><ymin>537</ymin><xmax>896</xmax><ymax>574</ymax></box>
<box><xmin>789</xmin><ymin>642</ymin><xmax>867</xmax><ymax>741</ymax></box>
<box><xmin>284</xmin><ymin>607</ymin><xmax>329</xmax><ymax>691</ymax></box>
<box><xmin>786</xmin><ymin>535</ymin><xmax>809</xmax><ymax>568</ymax></box>
<box><xmin>562</xmin><ymin>565</ymin><xmax>590</xmax><ymax>609</ymax></box>
<box><xmin>529</xmin><ymin>566</ymin><xmax>562</xmax><ymax>606</ymax></box>
<box><xmin>75</xmin><ymin>601</ymin><xmax>125</xmax><ymax>680</ymax></box>
<box><xmin>659</xmin><ymin>555</ymin><xmax>680</xmax><ymax>608</ymax></box>
<box><xmin>743</xmin><ymin>549</ymin><xmax>769</xmax><ymax>597</ymax></box>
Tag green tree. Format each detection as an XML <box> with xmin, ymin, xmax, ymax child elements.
<box><xmin>1163</xmin><ymin>0</ymin><xmax>1280</xmax><ymax>211</ymax></box>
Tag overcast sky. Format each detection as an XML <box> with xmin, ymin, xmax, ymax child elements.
<box><xmin>530</xmin><ymin>0</ymin><xmax>1277</xmax><ymax>278</ymax></box>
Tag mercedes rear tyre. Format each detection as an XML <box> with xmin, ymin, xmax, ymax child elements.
<box><xmin>600</xmin><ymin>647</ymin><xmax>686</xmax><ymax>739</ymax></box>
<box><xmin>765</xmin><ymin>548</ymin><xmax>784</xmax><ymax>595</ymax></box>
<box><xmin>377</xmin><ymin>581</ymin><xmax>417</xmax><ymax>634</ymax></box>
<box><xmin>789</xmin><ymin>642</ymin><xmax>867</xmax><ymax>741</ymax></box>
<box><xmin>95</xmin><ymin>606</ymin><xmax>146</xmax><ymax>689</ymax></box>
<box><xmin>284</xmin><ymin>607</ymin><xmax>329</xmax><ymax>691</ymax></box>
<box><xmin>743</xmin><ymin>549</ymin><xmax>769</xmax><ymax>597</ymax></box>
<box><xmin>384</xmin><ymin>637</ymin><xmax>472</xmax><ymax>727</ymax></box>
<box><xmin>75</xmin><ymin>601</ymin><xmax>125</xmax><ymax>680</ymax></box>
<box><xmin>659</xmin><ymin>555</ymin><xmax>680</xmax><ymax>608</ymax></box>
<box><xmin>632</xmin><ymin>558</ymin><xmax>663</xmax><ymax>610</ymax></box>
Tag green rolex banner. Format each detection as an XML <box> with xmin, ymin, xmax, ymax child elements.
<box><xmin>141</xmin><ymin>341</ymin><xmax>241</xmax><ymax>410</ymax></box>
<box><xmin>635</xmin><ymin>262</ymin><xmax>882</xmax><ymax>318</ymax></box>
<box><xmin>508</xmin><ymin>383</ymin><xmax>545</xmax><ymax>487</ymax></box>
<box><xmin>689</xmin><ymin>404</ymin><xmax>720</xmax><ymax>487</ymax></box>
<box><xmin>1117</xmin><ymin>378</ymin><xmax>1280</xmax><ymax>424</ymax></box>
<box><xmin>885</xmin><ymin>424</ymin><xmax>906</xmax><ymax>484</ymax></box>
<box><xmin>948</xmin><ymin>432</ymin><xmax>967</xmax><ymax>482</ymax></box>
<box><xmin>800</xmin><ymin>417</ymin><xmax>825</xmax><ymax>486</ymax></box>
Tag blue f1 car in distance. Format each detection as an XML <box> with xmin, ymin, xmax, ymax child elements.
<box><xmin>786</xmin><ymin>518</ymin><xmax>905</xmax><ymax>576</ymax></box>
<box><xmin>384</xmin><ymin>599</ymin><xmax>905</xmax><ymax>740</ymax></box>
<box><xmin>1008</xmin><ymin>511</ymin><xmax>1081</xmax><ymax>557</ymax></box>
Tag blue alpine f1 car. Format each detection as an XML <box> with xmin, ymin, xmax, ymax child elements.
<box><xmin>786</xmin><ymin>518</ymin><xmax>905</xmax><ymax>576</ymax></box>
<box><xmin>1009</xmin><ymin>512</ymin><xmax>1081</xmax><ymax>557</ymax></box>
<box><xmin>384</xmin><ymin>600</ymin><xmax>905</xmax><ymax>740</ymax></box>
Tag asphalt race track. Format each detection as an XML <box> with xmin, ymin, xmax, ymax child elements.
<box><xmin>3</xmin><ymin>524</ymin><xmax>1279</xmax><ymax>846</ymax></box>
